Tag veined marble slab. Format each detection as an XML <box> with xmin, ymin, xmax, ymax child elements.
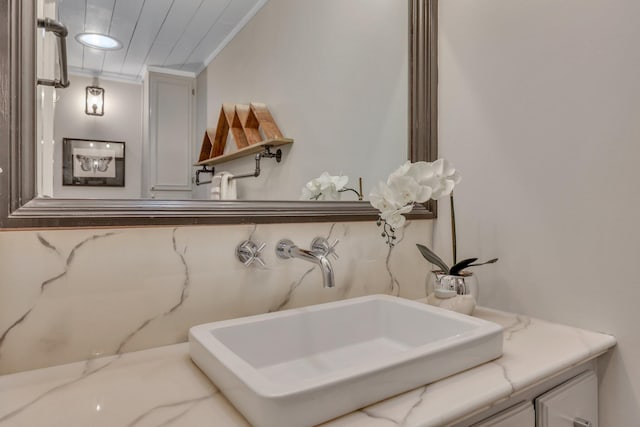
<box><xmin>0</xmin><ymin>307</ymin><xmax>615</xmax><ymax>427</ymax></box>
<box><xmin>0</xmin><ymin>221</ymin><xmax>433</xmax><ymax>374</ymax></box>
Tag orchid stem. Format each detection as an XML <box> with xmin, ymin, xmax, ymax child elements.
<box><xmin>313</xmin><ymin>187</ymin><xmax>362</xmax><ymax>201</ymax></box>
<box><xmin>450</xmin><ymin>192</ymin><xmax>457</xmax><ymax>265</ymax></box>
<box><xmin>338</xmin><ymin>187</ymin><xmax>363</xmax><ymax>199</ymax></box>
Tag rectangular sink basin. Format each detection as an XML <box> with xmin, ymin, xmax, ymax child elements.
<box><xmin>189</xmin><ymin>295</ymin><xmax>503</xmax><ymax>427</ymax></box>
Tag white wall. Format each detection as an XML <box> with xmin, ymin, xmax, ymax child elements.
<box><xmin>35</xmin><ymin>0</ymin><xmax>57</xmax><ymax>197</ymax></box>
<box><xmin>203</xmin><ymin>0</ymin><xmax>408</xmax><ymax>200</ymax></box>
<box><xmin>192</xmin><ymin>70</ymin><xmax>210</xmax><ymax>200</ymax></box>
<box><xmin>438</xmin><ymin>1</ymin><xmax>640</xmax><ymax>424</ymax></box>
<box><xmin>53</xmin><ymin>74</ymin><xmax>143</xmax><ymax>198</ymax></box>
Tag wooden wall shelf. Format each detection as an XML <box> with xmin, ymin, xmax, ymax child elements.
<box><xmin>195</xmin><ymin>138</ymin><xmax>293</xmax><ymax>167</ymax></box>
<box><xmin>196</xmin><ymin>103</ymin><xmax>292</xmax><ymax>168</ymax></box>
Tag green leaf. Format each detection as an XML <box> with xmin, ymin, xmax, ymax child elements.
<box><xmin>468</xmin><ymin>258</ymin><xmax>499</xmax><ymax>267</ymax></box>
<box><xmin>449</xmin><ymin>258</ymin><xmax>478</xmax><ymax>276</ymax></box>
<box><xmin>416</xmin><ymin>244</ymin><xmax>450</xmax><ymax>274</ymax></box>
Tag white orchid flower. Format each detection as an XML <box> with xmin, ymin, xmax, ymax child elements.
<box><xmin>314</xmin><ymin>173</ymin><xmax>340</xmax><ymax>200</ymax></box>
<box><xmin>430</xmin><ymin>180</ymin><xmax>455</xmax><ymax>199</ymax></box>
<box><xmin>335</xmin><ymin>176</ymin><xmax>349</xmax><ymax>190</ymax></box>
<box><xmin>429</xmin><ymin>159</ymin><xmax>462</xmax><ymax>199</ymax></box>
<box><xmin>301</xmin><ymin>180</ymin><xmax>321</xmax><ymax>200</ymax></box>
<box><xmin>405</xmin><ymin>162</ymin><xmax>436</xmax><ymax>202</ymax></box>
<box><xmin>370</xmin><ymin>158</ymin><xmax>461</xmax><ymax>247</ymax></box>
<box><xmin>380</xmin><ymin>204</ymin><xmax>413</xmax><ymax>229</ymax></box>
<box><xmin>319</xmin><ymin>172</ymin><xmax>349</xmax><ymax>190</ymax></box>
<box><xmin>387</xmin><ymin>175</ymin><xmax>419</xmax><ymax>207</ymax></box>
<box><xmin>371</xmin><ymin>157</ymin><xmax>460</xmax><ymax>222</ymax></box>
<box><xmin>405</xmin><ymin>161</ymin><xmax>435</xmax><ymax>181</ymax></box>
<box><xmin>388</xmin><ymin>161</ymin><xmax>412</xmax><ymax>180</ymax></box>
<box><xmin>384</xmin><ymin>162</ymin><xmax>436</xmax><ymax>204</ymax></box>
<box><xmin>369</xmin><ymin>182</ymin><xmax>401</xmax><ymax>212</ymax></box>
<box><xmin>433</xmin><ymin>158</ymin><xmax>454</xmax><ymax>176</ymax></box>
<box><xmin>301</xmin><ymin>172</ymin><xmax>350</xmax><ymax>200</ymax></box>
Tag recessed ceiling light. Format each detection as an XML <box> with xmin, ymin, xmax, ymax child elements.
<box><xmin>75</xmin><ymin>33</ymin><xmax>122</xmax><ymax>51</ymax></box>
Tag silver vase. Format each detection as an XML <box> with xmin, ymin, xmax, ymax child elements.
<box><xmin>427</xmin><ymin>270</ymin><xmax>479</xmax><ymax>300</ymax></box>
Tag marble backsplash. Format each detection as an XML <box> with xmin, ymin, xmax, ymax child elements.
<box><xmin>0</xmin><ymin>220</ymin><xmax>433</xmax><ymax>375</ymax></box>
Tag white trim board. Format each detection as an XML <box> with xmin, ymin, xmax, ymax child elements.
<box><xmin>145</xmin><ymin>66</ymin><xmax>198</xmax><ymax>79</ymax></box>
<box><xmin>68</xmin><ymin>67</ymin><xmax>143</xmax><ymax>85</ymax></box>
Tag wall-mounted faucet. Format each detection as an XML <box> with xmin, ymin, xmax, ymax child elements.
<box><xmin>276</xmin><ymin>237</ymin><xmax>338</xmax><ymax>288</ymax></box>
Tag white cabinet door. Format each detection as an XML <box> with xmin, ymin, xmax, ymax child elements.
<box><xmin>536</xmin><ymin>371</ymin><xmax>597</xmax><ymax>427</ymax></box>
<box><xmin>143</xmin><ymin>71</ymin><xmax>195</xmax><ymax>199</ymax></box>
<box><xmin>473</xmin><ymin>402</ymin><xmax>535</xmax><ymax>427</ymax></box>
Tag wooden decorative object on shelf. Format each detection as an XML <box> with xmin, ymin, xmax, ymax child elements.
<box><xmin>225</xmin><ymin>103</ymin><xmax>249</xmax><ymax>150</ymax></box>
<box><xmin>197</xmin><ymin>129</ymin><xmax>216</xmax><ymax>162</ymax></box>
<box><xmin>196</xmin><ymin>103</ymin><xmax>293</xmax><ymax>166</ymax></box>
<box><xmin>235</xmin><ymin>104</ymin><xmax>261</xmax><ymax>146</ymax></box>
<box><xmin>250</xmin><ymin>103</ymin><xmax>283</xmax><ymax>139</ymax></box>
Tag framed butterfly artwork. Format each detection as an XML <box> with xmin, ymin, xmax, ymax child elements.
<box><xmin>62</xmin><ymin>138</ymin><xmax>125</xmax><ymax>187</ymax></box>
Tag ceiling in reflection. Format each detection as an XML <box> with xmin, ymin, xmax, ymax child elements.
<box><xmin>57</xmin><ymin>0</ymin><xmax>263</xmax><ymax>80</ymax></box>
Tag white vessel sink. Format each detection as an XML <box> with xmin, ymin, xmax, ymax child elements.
<box><xmin>189</xmin><ymin>295</ymin><xmax>503</xmax><ymax>427</ymax></box>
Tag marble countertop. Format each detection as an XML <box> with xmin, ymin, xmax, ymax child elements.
<box><xmin>0</xmin><ymin>306</ymin><xmax>616</xmax><ymax>427</ymax></box>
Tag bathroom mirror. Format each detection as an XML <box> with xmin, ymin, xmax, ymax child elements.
<box><xmin>0</xmin><ymin>0</ymin><xmax>437</xmax><ymax>228</ymax></box>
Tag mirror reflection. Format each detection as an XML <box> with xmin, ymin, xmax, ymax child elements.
<box><xmin>36</xmin><ymin>0</ymin><xmax>408</xmax><ymax>201</ymax></box>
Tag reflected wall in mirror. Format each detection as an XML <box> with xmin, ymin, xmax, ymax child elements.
<box><xmin>36</xmin><ymin>0</ymin><xmax>409</xmax><ymax>201</ymax></box>
<box><xmin>0</xmin><ymin>0</ymin><xmax>438</xmax><ymax>228</ymax></box>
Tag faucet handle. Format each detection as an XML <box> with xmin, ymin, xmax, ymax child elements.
<box><xmin>236</xmin><ymin>240</ymin><xmax>267</xmax><ymax>268</ymax></box>
<box><xmin>311</xmin><ymin>237</ymin><xmax>340</xmax><ymax>260</ymax></box>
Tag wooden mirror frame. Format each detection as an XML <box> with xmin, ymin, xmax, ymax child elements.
<box><xmin>0</xmin><ymin>0</ymin><xmax>437</xmax><ymax>228</ymax></box>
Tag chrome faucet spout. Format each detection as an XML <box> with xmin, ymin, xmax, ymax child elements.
<box><xmin>276</xmin><ymin>239</ymin><xmax>336</xmax><ymax>288</ymax></box>
<box><xmin>316</xmin><ymin>255</ymin><xmax>335</xmax><ymax>288</ymax></box>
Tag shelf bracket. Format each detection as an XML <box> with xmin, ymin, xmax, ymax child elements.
<box><xmin>195</xmin><ymin>166</ymin><xmax>215</xmax><ymax>186</ymax></box>
<box><xmin>229</xmin><ymin>146</ymin><xmax>282</xmax><ymax>181</ymax></box>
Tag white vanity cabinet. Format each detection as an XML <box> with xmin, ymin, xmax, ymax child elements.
<box><xmin>473</xmin><ymin>402</ymin><xmax>535</xmax><ymax>427</ymax></box>
<box><xmin>535</xmin><ymin>371</ymin><xmax>597</xmax><ymax>427</ymax></box>
<box><xmin>466</xmin><ymin>369</ymin><xmax>598</xmax><ymax>427</ymax></box>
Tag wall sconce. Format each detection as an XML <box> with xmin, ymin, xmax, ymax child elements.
<box><xmin>85</xmin><ymin>86</ymin><xmax>104</xmax><ymax>116</ymax></box>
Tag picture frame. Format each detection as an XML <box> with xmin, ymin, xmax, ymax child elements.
<box><xmin>62</xmin><ymin>138</ymin><xmax>125</xmax><ymax>187</ymax></box>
